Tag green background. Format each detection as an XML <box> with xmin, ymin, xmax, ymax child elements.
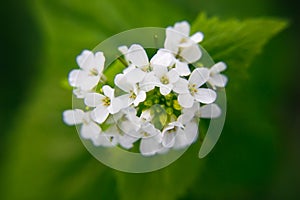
<box><xmin>0</xmin><ymin>0</ymin><xmax>299</xmax><ymax>199</ymax></box>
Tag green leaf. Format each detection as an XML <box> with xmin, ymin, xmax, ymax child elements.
<box><xmin>192</xmin><ymin>13</ymin><xmax>288</xmax><ymax>83</ymax></box>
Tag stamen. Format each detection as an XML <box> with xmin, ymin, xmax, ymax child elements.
<box><xmin>102</xmin><ymin>97</ymin><xmax>111</xmax><ymax>106</ymax></box>
<box><xmin>160</xmin><ymin>76</ymin><xmax>169</xmax><ymax>85</ymax></box>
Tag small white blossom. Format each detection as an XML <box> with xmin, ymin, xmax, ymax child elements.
<box><xmin>114</xmin><ymin>73</ymin><xmax>146</xmax><ymax>107</ymax></box>
<box><xmin>68</xmin><ymin>50</ymin><xmax>105</xmax><ymax>91</ymax></box>
<box><xmin>161</xmin><ymin>121</ymin><xmax>184</xmax><ymax>148</ymax></box>
<box><xmin>173</xmin><ymin>68</ymin><xmax>217</xmax><ymax>108</ymax></box>
<box><xmin>63</xmin><ymin>109</ymin><xmax>114</xmax><ymax>146</ymax></box>
<box><xmin>104</xmin><ymin>124</ymin><xmax>139</xmax><ymax>149</ymax></box>
<box><xmin>165</xmin><ymin>21</ymin><xmax>203</xmax><ymax>63</ymax></box>
<box><xmin>105</xmin><ymin>108</ymin><xmax>140</xmax><ymax>149</ymax></box>
<box><xmin>208</xmin><ymin>62</ymin><xmax>228</xmax><ymax>89</ymax></box>
<box><xmin>122</xmin><ymin>44</ymin><xmax>151</xmax><ymax>72</ymax></box>
<box><xmin>151</xmin><ymin>49</ymin><xmax>191</xmax><ymax>76</ymax></box>
<box><xmin>84</xmin><ymin>85</ymin><xmax>123</xmax><ymax>124</ymax></box>
<box><xmin>181</xmin><ymin>102</ymin><xmax>222</xmax><ymax>121</ymax></box>
<box><xmin>173</xmin><ymin>118</ymin><xmax>199</xmax><ymax>149</ymax></box>
<box><xmin>152</xmin><ymin>65</ymin><xmax>179</xmax><ymax>95</ymax></box>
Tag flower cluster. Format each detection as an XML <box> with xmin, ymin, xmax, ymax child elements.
<box><xmin>63</xmin><ymin>21</ymin><xmax>228</xmax><ymax>156</ymax></box>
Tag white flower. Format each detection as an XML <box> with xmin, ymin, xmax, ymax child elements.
<box><xmin>151</xmin><ymin>65</ymin><xmax>179</xmax><ymax>95</ymax></box>
<box><xmin>164</xmin><ymin>21</ymin><xmax>203</xmax><ymax>63</ymax></box>
<box><xmin>68</xmin><ymin>50</ymin><xmax>105</xmax><ymax>91</ymax></box>
<box><xmin>120</xmin><ymin>44</ymin><xmax>151</xmax><ymax>72</ymax></box>
<box><xmin>181</xmin><ymin>102</ymin><xmax>222</xmax><ymax>122</ymax></box>
<box><xmin>73</xmin><ymin>88</ymin><xmax>89</xmax><ymax>99</ymax></box>
<box><xmin>173</xmin><ymin>68</ymin><xmax>217</xmax><ymax>108</ymax></box>
<box><xmin>114</xmin><ymin>73</ymin><xmax>146</xmax><ymax>107</ymax></box>
<box><xmin>105</xmin><ymin>108</ymin><xmax>140</xmax><ymax>149</ymax></box>
<box><xmin>173</xmin><ymin>118</ymin><xmax>199</xmax><ymax>149</ymax></box>
<box><xmin>161</xmin><ymin>121</ymin><xmax>184</xmax><ymax>148</ymax></box>
<box><xmin>172</xmin><ymin>102</ymin><xmax>221</xmax><ymax>149</ymax></box>
<box><xmin>63</xmin><ymin>109</ymin><xmax>114</xmax><ymax>146</ymax></box>
<box><xmin>134</xmin><ymin>121</ymin><xmax>163</xmax><ymax>156</ymax></box>
<box><xmin>84</xmin><ymin>85</ymin><xmax>122</xmax><ymax>124</ymax></box>
<box><xmin>130</xmin><ymin>109</ymin><xmax>164</xmax><ymax>156</ymax></box>
<box><xmin>104</xmin><ymin>124</ymin><xmax>139</xmax><ymax>149</ymax></box>
<box><xmin>208</xmin><ymin>62</ymin><xmax>228</xmax><ymax>89</ymax></box>
<box><xmin>151</xmin><ymin>49</ymin><xmax>191</xmax><ymax>76</ymax></box>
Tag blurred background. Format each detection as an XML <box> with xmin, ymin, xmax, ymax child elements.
<box><xmin>0</xmin><ymin>0</ymin><xmax>299</xmax><ymax>199</ymax></box>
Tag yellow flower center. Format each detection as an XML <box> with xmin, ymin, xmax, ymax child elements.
<box><xmin>160</xmin><ymin>76</ymin><xmax>169</xmax><ymax>85</ymax></box>
<box><xmin>129</xmin><ymin>90</ymin><xmax>137</xmax><ymax>99</ymax></box>
<box><xmin>102</xmin><ymin>97</ymin><xmax>111</xmax><ymax>106</ymax></box>
<box><xmin>188</xmin><ymin>84</ymin><xmax>198</xmax><ymax>95</ymax></box>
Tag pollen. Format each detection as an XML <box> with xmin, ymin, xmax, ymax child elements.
<box><xmin>188</xmin><ymin>84</ymin><xmax>198</xmax><ymax>95</ymax></box>
<box><xmin>160</xmin><ymin>75</ymin><xmax>169</xmax><ymax>85</ymax></box>
<box><xmin>129</xmin><ymin>90</ymin><xmax>137</xmax><ymax>99</ymax></box>
<box><xmin>102</xmin><ymin>97</ymin><xmax>111</xmax><ymax>106</ymax></box>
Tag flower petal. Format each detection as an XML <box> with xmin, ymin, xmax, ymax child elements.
<box><xmin>178</xmin><ymin>93</ymin><xmax>194</xmax><ymax>108</ymax></box>
<box><xmin>63</xmin><ymin>109</ymin><xmax>84</xmax><ymax>125</ymax></box>
<box><xmin>76</xmin><ymin>50</ymin><xmax>92</xmax><ymax>69</ymax></box>
<box><xmin>180</xmin><ymin>44</ymin><xmax>202</xmax><ymax>63</ymax></box>
<box><xmin>134</xmin><ymin>90</ymin><xmax>146</xmax><ymax>106</ymax></box>
<box><xmin>114</xmin><ymin>74</ymin><xmax>132</xmax><ymax>92</ymax></box>
<box><xmin>165</xmin><ymin>28</ymin><xmax>182</xmax><ymax>53</ymax></box>
<box><xmin>189</xmin><ymin>68</ymin><xmax>209</xmax><ymax>87</ymax></box>
<box><xmin>140</xmin><ymin>72</ymin><xmax>158</xmax><ymax>92</ymax></box>
<box><xmin>173</xmin><ymin>21</ymin><xmax>190</xmax><ymax>36</ymax></box>
<box><xmin>91</xmin><ymin>106</ymin><xmax>109</xmax><ymax>124</ymax></box>
<box><xmin>80</xmin><ymin>122</ymin><xmax>101</xmax><ymax>140</ymax></box>
<box><xmin>93</xmin><ymin>51</ymin><xmax>105</xmax><ymax>73</ymax></box>
<box><xmin>150</xmin><ymin>49</ymin><xmax>175</xmax><ymax>67</ymax></box>
<box><xmin>108</xmin><ymin>97</ymin><xmax>123</xmax><ymax>114</ymax></box>
<box><xmin>118</xmin><ymin>134</ymin><xmax>139</xmax><ymax>149</ymax></box>
<box><xmin>174</xmin><ymin>120</ymin><xmax>198</xmax><ymax>149</ymax></box>
<box><xmin>200</xmin><ymin>103</ymin><xmax>221</xmax><ymax>118</ymax></box>
<box><xmin>190</xmin><ymin>32</ymin><xmax>204</xmax><ymax>43</ymax></box>
<box><xmin>167</xmin><ymin>69</ymin><xmax>179</xmax><ymax>83</ymax></box>
<box><xmin>102</xmin><ymin>85</ymin><xmax>114</xmax><ymax>99</ymax></box>
<box><xmin>209</xmin><ymin>74</ymin><xmax>228</xmax><ymax>88</ymax></box>
<box><xmin>194</xmin><ymin>88</ymin><xmax>217</xmax><ymax>104</ymax></box>
<box><xmin>140</xmin><ymin>137</ymin><xmax>162</xmax><ymax>156</ymax></box>
<box><xmin>124</xmin><ymin>68</ymin><xmax>146</xmax><ymax>84</ymax></box>
<box><xmin>174</xmin><ymin>61</ymin><xmax>191</xmax><ymax>76</ymax></box>
<box><xmin>126</xmin><ymin>44</ymin><xmax>149</xmax><ymax>68</ymax></box>
<box><xmin>79</xmin><ymin>73</ymin><xmax>100</xmax><ymax>91</ymax></box>
<box><xmin>210</xmin><ymin>62</ymin><xmax>227</xmax><ymax>74</ymax></box>
<box><xmin>173</xmin><ymin>78</ymin><xmax>189</xmax><ymax>94</ymax></box>
<box><xmin>68</xmin><ymin>69</ymin><xmax>80</xmax><ymax>87</ymax></box>
<box><xmin>162</xmin><ymin>132</ymin><xmax>176</xmax><ymax>148</ymax></box>
<box><xmin>117</xmin><ymin>94</ymin><xmax>133</xmax><ymax>108</ymax></box>
<box><xmin>153</xmin><ymin>65</ymin><xmax>168</xmax><ymax>78</ymax></box>
<box><xmin>118</xmin><ymin>45</ymin><xmax>128</xmax><ymax>55</ymax></box>
<box><xmin>159</xmin><ymin>84</ymin><xmax>172</xmax><ymax>95</ymax></box>
<box><xmin>73</xmin><ymin>88</ymin><xmax>88</xmax><ymax>99</ymax></box>
<box><xmin>84</xmin><ymin>93</ymin><xmax>105</xmax><ymax>107</ymax></box>
<box><xmin>142</xmin><ymin>123</ymin><xmax>160</xmax><ymax>138</ymax></box>
<box><xmin>95</xmin><ymin>134</ymin><xmax>116</xmax><ymax>147</ymax></box>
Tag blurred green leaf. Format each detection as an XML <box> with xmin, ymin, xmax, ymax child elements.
<box><xmin>192</xmin><ymin>13</ymin><xmax>288</xmax><ymax>85</ymax></box>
